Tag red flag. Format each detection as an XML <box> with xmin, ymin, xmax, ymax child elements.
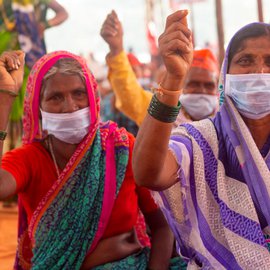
<box><xmin>146</xmin><ymin>21</ymin><xmax>158</xmax><ymax>56</ymax></box>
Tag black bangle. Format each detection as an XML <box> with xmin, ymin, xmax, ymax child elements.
<box><xmin>147</xmin><ymin>93</ymin><xmax>181</xmax><ymax>123</ymax></box>
<box><xmin>0</xmin><ymin>130</ymin><xmax>7</xmax><ymax>141</ymax></box>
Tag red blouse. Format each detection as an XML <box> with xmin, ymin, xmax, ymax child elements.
<box><xmin>2</xmin><ymin>133</ymin><xmax>157</xmax><ymax>238</ymax></box>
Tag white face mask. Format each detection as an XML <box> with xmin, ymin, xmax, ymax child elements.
<box><xmin>225</xmin><ymin>73</ymin><xmax>270</xmax><ymax>119</ymax></box>
<box><xmin>40</xmin><ymin>107</ymin><xmax>91</xmax><ymax>144</ymax></box>
<box><xmin>179</xmin><ymin>94</ymin><xmax>218</xmax><ymax>120</ymax></box>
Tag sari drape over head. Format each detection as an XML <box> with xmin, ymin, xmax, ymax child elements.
<box><xmin>154</xmin><ymin>23</ymin><xmax>270</xmax><ymax>270</ymax></box>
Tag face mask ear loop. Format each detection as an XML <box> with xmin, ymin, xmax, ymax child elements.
<box><xmin>39</xmin><ymin>107</ymin><xmax>43</xmax><ymax>120</ymax></box>
<box><xmin>39</xmin><ymin>108</ymin><xmax>47</xmax><ymax>139</ymax></box>
<box><xmin>225</xmin><ymin>74</ymin><xmax>231</xmax><ymax>97</ymax></box>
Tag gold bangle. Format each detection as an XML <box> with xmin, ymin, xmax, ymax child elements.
<box><xmin>151</xmin><ymin>83</ymin><xmax>182</xmax><ymax>97</ymax></box>
<box><xmin>0</xmin><ymin>130</ymin><xmax>7</xmax><ymax>141</ymax></box>
<box><xmin>0</xmin><ymin>89</ymin><xmax>18</xmax><ymax>97</ymax></box>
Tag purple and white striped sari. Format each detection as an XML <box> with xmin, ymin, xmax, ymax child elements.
<box><xmin>154</xmin><ymin>22</ymin><xmax>270</xmax><ymax>270</ymax></box>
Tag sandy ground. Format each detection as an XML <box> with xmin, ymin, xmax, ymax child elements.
<box><xmin>0</xmin><ymin>202</ymin><xmax>18</xmax><ymax>270</ymax></box>
<box><xmin>1</xmin><ymin>141</ymin><xmax>18</xmax><ymax>270</ymax></box>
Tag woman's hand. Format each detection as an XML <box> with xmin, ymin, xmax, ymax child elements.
<box><xmin>0</xmin><ymin>50</ymin><xmax>25</xmax><ymax>94</ymax></box>
<box><xmin>100</xmin><ymin>10</ymin><xmax>124</xmax><ymax>56</ymax></box>
<box><xmin>159</xmin><ymin>10</ymin><xmax>193</xmax><ymax>87</ymax></box>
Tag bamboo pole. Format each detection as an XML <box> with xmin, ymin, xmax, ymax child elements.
<box><xmin>257</xmin><ymin>0</ymin><xmax>264</xmax><ymax>22</ymax></box>
<box><xmin>215</xmin><ymin>0</ymin><xmax>225</xmax><ymax>68</ymax></box>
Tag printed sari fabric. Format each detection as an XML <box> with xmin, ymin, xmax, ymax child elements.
<box><xmin>92</xmin><ymin>248</ymin><xmax>150</xmax><ymax>270</ymax></box>
<box><xmin>0</xmin><ymin>0</ymin><xmax>49</xmax><ymax>69</ymax></box>
<box><xmin>12</xmin><ymin>0</ymin><xmax>47</xmax><ymax>69</ymax></box>
<box><xmin>154</xmin><ymin>22</ymin><xmax>270</xmax><ymax>270</ymax></box>
<box><xmin>0</xmin><ymin>0</ymin><xmax>47</xmax><ymax>121</ymax></box>
<box><xmin>15</xmin><ymin>51</ymin><xmax>130</xmax><ymax>270</ymax></box>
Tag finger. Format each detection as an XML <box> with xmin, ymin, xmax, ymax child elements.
<box><xmin>1</xmin><ymin>52</ymin><xmax>19</xmax><ymax>70</ymax></box>
<box><xmin>11</xmin><ymin>50</ymin><xmax>23</xmax><ymax>68</ymax></box>
<box><xmin>15</xmin><ymin>50</ymin><xmax>24</xmax><ymax>66</ymax></box>
<box><xmin>105</xmin><ymin>11</ymin><xmax>120</xmax><ymax>29</ymax></box>
<box><xmin>165</xmin><ymin>10</ymin><xmax>189</xmax><ymax>30</ymax></box>
<box><xmin>162</xmin><ymin>21</ymin><xmax>192</xmax><ymax>40</ymax></box>
<box><xmin>160</xmin><ymin>39</ymin><xmax>193</xmax><ymax>56</ymax></box>
<box><xmin>111</xmin><ymin>10</ymin><xmax>119</xmax><ymax>23</ymax></box>
<box><xmin>181</xmin><ymin>12</ymin><xmax>188</xmax><ymax>27</ymax></box>
<box><xmin>10</xmin><ymin>51</ymin><xmax>25</xmax><ymax>89</ymax></box>
<box><xmin>102</xmin><ymin>15</ymin><xmax>119</xmax><ymax>34</ymax></box>
<box><xmin>107</xmin><ymin>16</ymin><xmax>118</xmax><ymax>28</ymax></box>
<box><xmin>101</xmin><ymin>26</ymin><xmax>117</xmax><ymax>37</ymax></box>
<box><xmin>101</xmin><ymin>22</ymin><xmax>118</xmax><ymax>35</ymax></box>
<box><xmin>103</xmin><ymin>14</ymin><xmax>114</xmax><ymax>29</ymax></box>
<box><xmin>159</xmin><ymin>30</ymin><xmax>191</xmax><ymax>48</ymax></box>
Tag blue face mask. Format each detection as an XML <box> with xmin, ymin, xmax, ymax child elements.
<box><xmin>225</xmin><ymin>73</ymin><xmax>270</xmax><ymax>119</ymax></box>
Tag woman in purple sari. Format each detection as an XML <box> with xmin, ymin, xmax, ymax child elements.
<box><xmin>133</xmin><ymin>10</ymin><xmax>270</xmax><ymax>269</ymax></box>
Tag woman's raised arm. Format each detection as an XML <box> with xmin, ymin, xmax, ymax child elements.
<box><xmin>0</xmin><ymin>50</ymin><xmax>25</xmax><ymax>199</ymax></box>
<box><xmin>133</xmin><ymin>10</ymin><xmax>193</xmax><ymax>190</ymax></box>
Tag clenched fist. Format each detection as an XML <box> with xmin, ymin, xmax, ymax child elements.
<box><xmin>100</xmin><ymin>10</ymin><xmax>123</xmax><ymax>56</ymax></box>
<box><xmin>159</xmin><ymin>10</ymin><xmax>193</xmax><ymax>82</ymax></box>
<box><xmin>0</xmin><ymin>50</ymin><xmax>25</xmax><ymax>94</ymax></box>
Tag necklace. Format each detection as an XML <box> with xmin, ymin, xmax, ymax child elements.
<box><xmin>47</xmin><ymin>136</ymin><xmax>60</xmax><ymax>178</ymax></box>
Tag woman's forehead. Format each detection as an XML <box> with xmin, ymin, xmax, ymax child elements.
<box><xmin>232</xmin><ymin>36</ymin><xmax>270</xmax><ymax>56</ymax></box>
<box><xmin>44</xmin><ymin>73</ymin><xmax>85</xmax><ymax>89</ymax></box>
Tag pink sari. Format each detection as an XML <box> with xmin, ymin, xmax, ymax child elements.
<box><xmin>15</xmin><ymin>51</ymin><xmax>130</xmax><ymax>269</ymax></box>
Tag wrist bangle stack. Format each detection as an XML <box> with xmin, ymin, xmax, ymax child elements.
<box><xmin>147</xmin><ymin>94</ymin><xmax>181</xmax><ymax>123</ymax></box>
<box><xmin>0</xmin><ymin>89</ymin><xmax>18</xmax><ymax>97</ymax></box>
<box><xmin>0</xmin><ymin>130</ymin><xmax>7</xmax><ymax>141</ymax></box>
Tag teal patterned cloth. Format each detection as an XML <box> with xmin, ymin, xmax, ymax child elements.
<box><xmin>92</xmin><ymin>247</ymin><xmax>187</xmax><ymax>270</ymax></box>
<box><xmin>32</xmin><ymin>125</ymin><xmax>129</xmax><ymax>269</ymax></box>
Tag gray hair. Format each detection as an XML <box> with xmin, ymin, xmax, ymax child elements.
<box><xmin>41</xmin><ymin>57</ymin><xmax>86</xmax><ymax>96</ymax></box>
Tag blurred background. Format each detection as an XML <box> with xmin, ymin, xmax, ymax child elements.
<box><xmin>45</xmin><ymin>0</ymin><xmax>270</xmax><ymax>65</ymax></box>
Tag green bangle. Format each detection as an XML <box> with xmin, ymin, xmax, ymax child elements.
<box><xmin>0</xmin><ymin>130</ymin><xmax>7</xmax><ymax>141</ymax></box>
<box><xmin>147</xmin><ymin>93</ymin><xmax>181</xmax><ymax>123</ymax></box>
<box><xmin>0</xmin><ymin>89</ymin><xmax>18</xmax><ymax>97</ymax></box>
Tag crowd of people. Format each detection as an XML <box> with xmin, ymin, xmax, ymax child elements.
<box><xmin>0</xmin><ymin>0</ymin><xmax>68</xmax><ymax>150</ymax></box>
<box><xmin>0</xmin><ymin>4</ymin><xmax>270</xmax><ymax>270</ymax></box>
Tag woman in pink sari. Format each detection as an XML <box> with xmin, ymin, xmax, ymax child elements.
<box><xmin>0</xmin><ymin>50</ymin><xmax>180</xmax><ymax>269</ymax></box>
